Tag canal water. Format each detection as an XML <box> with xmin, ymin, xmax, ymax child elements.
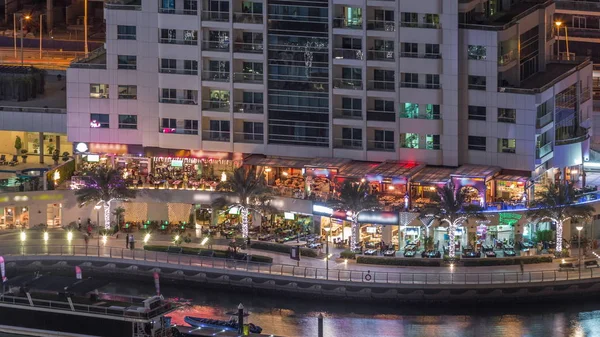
<box><xmin>95</xmin><ymin>279</ymin><xmax>600</xmax><ymax>337</ymax></box>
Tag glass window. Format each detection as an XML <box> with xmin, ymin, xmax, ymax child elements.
<box><xmin>184</xmin><ymin>120</ymin><xmax>199</xmax><ymax>134</ymax></box>
<box><xmin>401</xmin><ymin>43</ymin><xmax>418</xmax><ymax>56</ymax></box>
<box><xmin>90</xmin><ymin>114</ymin><xmax>109</xmax><ymax>128</ymax></box>
<box><xmin>401</xmin><ymin>73</ymin><xmax>418</xmax><ymax>87</ymax></box>
<box><xmin>498</xmin><ymin>108</ymin><xmax>516</xmax><ymax>123</ymax></box>
<box><xmin>160</xmin><ymin>29</ymin><xmax>177</xmax><ymax>44</ymax></box>
<box><xmin>89</xmin><ymin>84</ymin><xmax>109</xmax><ymax>99</ymax></box>
<box><xmin>184</xmin><ymin>60</ymin><xmax>198</xmax><ymax>74</ymax></box>
<box><xmin>118</xmin><ymin>115</ymin><xmax>137</xmax><ymax>129</ymax></box>
<box><xmin>424</xmin><ymin>14</ymin><xmax>439</xmax><ymax>27</ymax></box>
<box><xmin>342</xmin><ymin>97</ymin><xmax>361</xmax><ymax>118</ymax></box>
<box><xmin>374</xmin><ymin>100</ymin><xmax>394</xmax><ymax>112</ymax></box>
<box><xmin>117</xmin><ymin>25</ymin><xmax>136</xmax><ymax>40</ymax></box>
<box><xmin>374</xmin><ymin>130</ymin><xmax>394</xmax><ymax>150</ymax></box>
<box><xmin>426</xmin><ymin>134</ymin><xmax>440</xmax><ymax>150</ymax></box>
<box><xmin>498</xmin><ymin>138</ymin><xmax>516</xmax><ymax>153</ymax></box>
<box><xmin>468</xmin><ymin>136</ymin><xmax>486</xmax><ymax>151</ymax></box>
<box><xmin>401</xmin><ymin>12</ymin><xmax>418</xmax><ymax>26</ymax></box>
<box><xmin>425</xmin><ymin>44</ymin><xmax>440</xmax><ymax>57</ymax></box>
<box><xmin>243</xmin><ymin>92</ymin><xmax>263</xmax><ymax>103</ymax></box>
<box><xmin>402</xmin><ymin>133</ymin><xmax>419</xmax><ymax>148</ymax></box>
<box><xmin>468</xmin><ymin>75</ymin><xmax>486</xmax><ymax>90</ymax></box>
<box><xmin>160</xmin><ymin>58</ymin><xmax>177</xmax><ymax>72</ymax></box>
<box><xmin>209</xmin><ymin>120</ymin><xmax>230</xmax><ymax>141</ymax></box>
<box><xmin>342</xmin><ymin>127</ymin><xmax>362</xmax><ymax>148</ymax></box>
<box><xmin>425</xmin><ymin>74</ymin><xmax>440</xmax><ymax>89</ymax></box>
<box><xmin>468</xmin><ymin>106</ymin><xmax>486</xmax><ymax>121</ymax></box>
<box><xmin>401</xmin><ymin>103</ymin><xmax>418</xmax><ymax>117</ymax></box>
<box><xmin>118</xmin><ymin>85</ymin><xmax>137</xmax><ymax>99</ymax></box>
<box><xmin>117</xmin><ymin>55</ymin><xmax>137</xmax><ymax>70</ymax></box>
<box><xmin>425</xmin><ymin>104</ymin><xmax>440</xmax><ymax>119</ymax></box>
<box><xmin>161</xmin><ymin>118</ymin><xmax>176</xmax><ymax>130</ymax></box>
<box><xmin>468</xmin><ymin>45</ymin><xmax>487</xmax><ymax>60</ymax></box>
<box><xmin>243</xmin><ymin>122</ymin><xmax>264</xmax><ymax>141</ymax></box>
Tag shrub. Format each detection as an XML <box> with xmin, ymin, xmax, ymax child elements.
<box><xmin>356</xmin><ymin>256</ymin><xmax>442</xmax><ymax>267</ymax></box>
<box><xmin>250</xmin><ymin>241</ymin><xmax>318</xmax><ymax>258</ymax></box>
<box><xmin>143</xmin><ymin>245</ymin><xmax>273</xmax><ymax>263</ymax></box>
<box><xmin>461</xmin><ymin>255</ymin><xmax>552</xmax><ymax>267</ymax></box>
<box><xmin>340</xmin><ymin>250</ymin><xmax>356</xmax><ymax>259</ymax></box>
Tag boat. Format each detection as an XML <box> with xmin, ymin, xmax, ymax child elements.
<box><xmin>184</xmin><ymin>315</ymin><xmax>263</xmax><ymax>334</ymax></box>
<box><xmin>0</xmin><ymin>273</ymin><xmax>176</xmax><ymax>337</ymax></box>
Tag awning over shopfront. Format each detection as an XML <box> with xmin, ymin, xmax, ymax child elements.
<box><xmin>243</xmin><ymin>155</ymin><xmax>313</xmax><ymax>168</ymax></box>
<box><xmin>336</xmin><ymin>161</ymin><xmax>381</xmax><ymax>179</ymax></box>
<box><xmin>451</xmin><ymin>165</ymin><xmax>501</xmax><ymax>181</ymax></box>
<box><xmin>366</xmin><ymin>161</ymin><xmax>425</xmax><ymax>184</ymax></box>
<box><xmin>305</xmin><ymin>158</ymin><xmax>350</xmax><ymax>169</ymax></box>
<box><xmin>494</xmin><ymin>175</ymin><xmax>528</xmax><ymax>183</ymax></box>
<box><xmin>410</xmin><ymin>167</ymin><xmax>454</xmax><ymax>186</ymax></box>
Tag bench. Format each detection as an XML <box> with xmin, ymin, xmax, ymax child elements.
<box><xmin>166</xmin><ymin>246</ymin><xmax>182</xmax><ymax>254</ymax></box>
<box><xmin>559</xmin><ymin>262</ymin><xmax>576</xmax><ymax>271</ymax></box>
<box><xmin>198</xmin><ymin>250</ymin><xmax>215</xmax><ymax>257</ymax></box>
<box><xmin>585</xmin><ymin>260</ymin><xmax>599</xmax><ymax>268</ymax></box>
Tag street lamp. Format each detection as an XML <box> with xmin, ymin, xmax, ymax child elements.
<box><xmin>555</xmin><ymin>21</ymin><xmax>570</xmax><ymax>60</ymax></box>
<box><xmin>94</xmin><ymin>205</ymin><xmax>101</xmax><ymax>228</ymax></box>
<box><xmin>39</xmin><ymin>14</ymin><xmax>45</xmax><ymax>59</ymax></box>
<box><xmin>576</xmin><ymin>225</ymin><xmax>583</xmax><ymax>279</ymax></box>
<box><xmin>84</xmin><ymin>0</ymin><xmax>89</xmax><ymax>56</ymax></box>
<box><xmin>13</xmin><ymin>14</ymin><xmax>31</xmax><ymax>65</ymax></box>
<box><xmin>323</xmin><ymin>226</ymin><xmax>331</xmax><ymax>279</ymax></box>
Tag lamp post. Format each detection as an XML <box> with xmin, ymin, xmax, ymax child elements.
<box><xmin>84</xmin><ymin>0</ymin><xmax>89</xmax><ymax>56</ymax></box>
<box><xmin>94</xmin><ymin>205</ymin><xmax>101</xmax><ymax>229</ymax></box>
<box><xmin>555</xmin><ymin>21</ymin><xmax>570</xmax><ymax>60</ymax></box>
<box><xmin>324</xmin><ymin>226</ymin><xmax>331</xmax><ymax>280</ymax></box>
<box><xmin>576</xmin><ymin>225</ymin><xmax>583</xmax><ymax>279</ymax></box>
<box><xmin>14</xmin><ymin>14</ymin><xmax>31</xmax><ymax>65</ymax></box>
<box><xmin>39</xmin><ymin>14</ymin><xmax>45</xmax><ymax>59</ymax></box>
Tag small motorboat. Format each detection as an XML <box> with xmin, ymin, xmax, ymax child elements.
<box><xmin>184</xmin><ymin>316</ymin><xmax>263</xmax><ymax>334</ymax></box>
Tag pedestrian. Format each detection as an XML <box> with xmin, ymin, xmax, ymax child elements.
<box><xmin>129</xmin><ymin>234</ymin><xmax>135</xmax><ymax>250</ymax></box>
<box><xmin>84</xmin><ymin>234</ymin><xmax>89</xmax><ymax>246</ymax></box>
<box><xmin>125</xmin><ymin>234</ymin><xmax>129</xmax><ymax>249</ymax></box>
<box><xmin>78</xmin><ymin>217</ymin><xmax>82</xmax><ymax>231</ymax></box>
<box><xmin>519</xmin><ymin>260</ymin><xmax>524</xmax><ymax>274</ymax></box>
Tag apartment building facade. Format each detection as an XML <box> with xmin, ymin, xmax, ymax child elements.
<box><xmin>66</xmin><ymin>0</ymin><xmax>592</xmax><ymax>184</ymax></box>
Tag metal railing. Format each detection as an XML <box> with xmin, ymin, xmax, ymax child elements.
<box><xmin>202</xmin><ymin>100</ymin><xmax>230</xmax><ymax>112</ymax></box>
<box><xmin>202</xmin><ymin>130</ymin><xmax>231</xmax><ymax>142</ymax></box>
<box><xmin>367</xmin><ymin>50</ymin><xmax>395</xmax><ymax>61</ymax></box>
<box><xmin>158</xmin><ymin>7</ymin><xmax>198</xmax><ymax>15</ymax></box>
<box><xmin>498</xmin><ymin>50</ymin><xmax>517</xmax><ymax>65</ymax></box>
<box><xmin>332</xmin><ymin>18</ymin><xmax>363</xmax><ymax>29</ymax></box>
<box><xmin>0</xmin><ymin>106</ymin><xmax>66</xmax><ymax>114</ymax></box>
<box><xmin>233</xmin><ymin>12</ymin><xmax>263</xmax><ymax>24</ymax></box>
<box><xmin>333</xmin><ymin>48</ymin><xmax>364</xmax><ymax>60</ymax></box>
<box><xmin>159</xmin><ymin>38</ymin><xmax>198</xmax><ymax>46</ymax></box>
<box><xmin>201</xmin><ymin>41</ymin><xmax>230</xmax><ymax>52</ymax></box>
<box><xmin>159</xmin><ymin>67</ymin><xmax>198</xmax><ymax>76</ymax></box>
<box><xmin>233</xmin><ymin>42</ymin><xmax>263</xmax><ymax>53</ymax></box>
<box><xmin>201</xmin><ymin>11</ymin><xmax>230</xmax><ymax>21</ymax></box>
<box><xmin>6</xmin><ymin>245</ymin><xmax>599</xmax><ymax>286</ymax></box>
<box><xmin>399</xmin><ymin>112</ymin><xmax>440</xmax><ymax>120</ymax></box>
<box><xmin>105</xmin><ymin>0</ymin><xmax>142</xmax><ymax>10</ymax></box>
<box><xmin>158</xmin><ymin>97</ymin><xmax>198</xmax><ymax>105</ymax></box>
<box><xmin>334</xmin><ymin>138</ymin><xmax>363</xmax><ymax>150</ymax></box>
<box><xmin>333</xmin><ymin>108</ymin><xmax>362</xmax><ymax>119</ymax></box>
<box><xmin>368</xmin><ymin>80</ymin><xmax>395</xmax><ymax>91</ymax></box>
<box><xmin>234</xmin><ymin>132</ymin><xmax>264</xmax><ymax>144</ymax></box>
<box><xmin>400</xmin><ymin>82</ymin><xmax>441</xmax><ymax>89</ymax></box>
<box><xmin>366</xmin><ymin>110</ymin><xmax>395</xmax><ymax>122</ymax></box>
<box><xmin>202</xmin><ymin>71</ymin><xmax>231</xmax><ymax>82</ymax></box>
<box><xmin>233</xmin><ymin>72</ymin><xmax>263</xmax><ymax>83</ymax></box>
<box><xmin>366</xmin><ymin>20</ymin><xmax>395</xmax><ymax>32</ymax></box>
<box><xmin>536</xmin><ymin>112</ymin><xmax>553</xmax><ymax>129</ymax></box>
<box><xmin>536</xmin><ymin>142</ymin><xmax>553</xmax><ymax>159</ymax></box>
<box><xmin>333</xmin><ymin>78</ymin><xmax>363</xmax><ymax>90</ymax></box>
<box><xmin>233</xmin><ymin>102</ymin><xmax>264</xmax><ymax>114</ymax></box>
<box><xmin>400</xmin><ymin>52</ymin><xmax>441</xmax><ymax>59</ymax></box>
<box><xmin>367</xmin><ymin>140</ymin><xmax>395</xmax><ymax>152</ymax></box>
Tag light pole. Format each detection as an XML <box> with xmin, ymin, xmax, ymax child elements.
<box><xmin>94</xmin><ymin>204</ymin><xmax>101</xmax><ymax>229</ymax></box>
<box><xmin>555</xmin><ymin>21</ymin><xmax>570</xmax><ymax>60</ymax></box>
<box><xmin>39</xmin><ymin>14</ymin><xmax>45</xmax><ymax>59</ymax></box>
<box><xmin>15</xmin><ymin>14</ymin><xmax>31</xmax><ymax>65</ymax></box>
<box><xmin>84</xmin><ymin>0</ymin><xmax>89</xmax><ymax>56</ymax></box>
<box><xmin>324</xmin><ymin>225</ymin><xmax>331</xmax><ymax>280</ymax></box>
<box><xmin>576</xmin><ymin>225</ymin><xmax>583</xmax><ymax>279</ymax></box>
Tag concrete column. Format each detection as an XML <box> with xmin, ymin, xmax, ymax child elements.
<box><xmin>38</xmin><ymin>132</ymin><xmax>44</xmax><ymax>164</ymax></box>
<box><xmin>56</xmin><ymin>135</ymin><xmax>61</xmax><ymax>155</ymax></box>
<box><xmin>382</xmin><ymin>225</ymin><xmax>392</xmax><ymax>245</ymax></box>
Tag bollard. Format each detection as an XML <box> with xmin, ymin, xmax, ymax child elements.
<box><xmin>318</xmin><ymin>313</ymin><xmax>323</xmax><ymax>337</ymax></box>
<box><xmin>238</xmin><ymin>303</ymin><xmax>244</xmax><ymax>335</ymax></box>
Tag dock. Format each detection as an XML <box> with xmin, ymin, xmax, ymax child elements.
<box><xmin>174</xmin><ymin>325</ymin><xmax>282</xmax><ymax>337</ymax></box>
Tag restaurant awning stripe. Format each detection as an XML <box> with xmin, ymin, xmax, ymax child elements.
<box><xmin>243</xmin><ymin>155</ymin><xmax>313</xmax><ymax>168</ymax></box>
<box><xmin>410</xmin><ymin>167</ymin><xmax>454</xmax><ymax>185</ymax></box>
<box><xmin>451</xmin><ymin>165</ymin><xmax>501</xmax><ymax>178</ymax></box>
<box><xmin>495</xmin><ymin>175</ymin><xmax>528</xmax><ymax>183</ymax></box>
<box><xmin>337</xmin><ymin>161</ymin><xmax>381</xmax><ymax>178</ymax></box>
<box><xmin>367</xmin><ymin>161</ymin><xmax>425</xmax><ymax>179</ymax></box>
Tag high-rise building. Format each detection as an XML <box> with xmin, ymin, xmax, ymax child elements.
<box><xmin>66</xmin><ymin>0</ymin><xmax>592</xmax><ymax>184</ymax></box>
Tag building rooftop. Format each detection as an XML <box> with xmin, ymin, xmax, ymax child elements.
<box><xmin>502</xmin><ymin>58</ymin><xmax>591</xmax><ymax>93</ymax></box>
<box><xmin>0</xmin><ymin>71</ymin><xmax>66</xmax><ymax>110</ymax></box>
<box><xmin>461</xmin><ymin>0</ymin><xmax>551</xmax><ymax>30</ymax></box>
<box><xmin>70</xmin><ymin>47</ymin><xmax>106</xmax><ymax>69</ymax></box>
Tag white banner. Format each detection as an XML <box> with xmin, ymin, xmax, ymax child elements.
<box><xmin>75</xmin><ymin>266</ymin><xmax>82</xmax><ymax>280</ymax></box>
<box><xmin>0</xmin><ymin>256</ymin><xmax>6</xmax><ymax>282</ymax></box>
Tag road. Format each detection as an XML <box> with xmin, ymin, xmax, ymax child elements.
<box><xmin>0</xmin><ymin>47</ymin><xmax>80</xmax><ymax>69</ymax></box>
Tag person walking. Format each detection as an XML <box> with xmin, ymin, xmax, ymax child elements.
<box><xmin>519</xmin><ymin>260</ymin><xmax>524</xmax><ymax>274</ymax></box>
<box><xmin>78</xmin><ymin>217</ymin><xmax>82</xmax><ymax>231</ymax></box>
<box><xmin>129</xmin><ymin>235</ymin><xmax>135</xmax><ymax>250</ymax></box>
<box><xmin>125</xmin><ymin>234</ymin><xmax>130</xmax><ymax>249</ymax></box>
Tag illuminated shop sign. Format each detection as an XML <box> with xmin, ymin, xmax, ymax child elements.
<box><xmin>357</xmin><ymin>211</ymin><xmax>399</xmax><ymax>225</ymax></box>
<box><xmin>312</xmin><ymin>205</ymin><xmax>333</xmax><ymax>216</ymax></box>
<box><xmin>284</xmin><ymin>212</ymin><xmax>295</xmax><ymax>220</ymax></box>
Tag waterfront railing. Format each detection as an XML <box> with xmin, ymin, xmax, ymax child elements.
<box><xmin>3</xmin><ymin>245</ymin><xmax>600</xmax><ymax>286</ymax></box>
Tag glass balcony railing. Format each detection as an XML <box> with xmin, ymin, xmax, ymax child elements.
<box><xmin>536</xmin><ymin>142</ymin><xmax>553</xmax><ymax>159</ymax></box>
<box><xmin>202</xmin><ymin>100</ymin><xmax>230</xmax><ymax>112</ymax></box>
<box><xmin>234</xmin><ymin>102</ymin><xmax>264</xmax><ymax>114</ymax></box>
<box><xmin>202</xmin><ymin>71</ymin><xmax>231</xmax><ymax>82</ymax></box>
<box><xmin>105</xmin><ymin>0</ymin><xmax>141</xmax><ymax>10</ymax></box>
<box><xmin>334</xmin><ymin>138</ymin><xmax>363</xmax><ymax>150</ymax></box>
<box><xmin>333</xmin><ymin>78</ymin><xmax>363</xmax><ymax>90</ymax></box>
<box><xmin>202</xmin><ymin>130</ymin><xmax>231</xmax><ymax>142</ymax></box>
<box><xmin>233</xmin><ymin>12</ymin><xmax>263</xmax><ymax>24</ymax></box>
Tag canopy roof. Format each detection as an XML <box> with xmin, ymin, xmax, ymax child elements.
<box><xmin>305</xmin><ymin>157</ymin><xmax>351</xmax><ymax>168</ymax></box>
<box><xmin>451</xmin><ymin>165</ymin><xmax>501</xmax><ymax>179</ymax></box>
<box><xmin>337</xmin><ymin>161</ymin><xmax>381</xmax><ymax>178</ymax></box>
<box><xmin>243</xmin><ymin>155</ymin><xmax>312</xmax><ymax>168</ymax></box>
<box><xmin>367</xmin><ymin>161</ymin><xmax>425</xmax><ymax>180</ymax></box>
<box><xmin>6</xmin><ymin>275</ymin><xmax>108</xmax><ymax>295</ymax></box>
<box><xmin>495</xmin><ymin>174</ymin><xmax>528</xmax><ymax>183</ymax></box>
<box><xmin>410</xmin><ymin>167</ymin><xmax>454</xmax><ymax>185</ymax></box>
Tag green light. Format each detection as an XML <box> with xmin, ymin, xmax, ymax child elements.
<box><xmin>161</xmin><ymin>225</ymin><xmax>165</xmax><ymax>230</ymax></box>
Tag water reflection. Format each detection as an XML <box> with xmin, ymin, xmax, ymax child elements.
<box><xmin>99</xmin><ymin>280</ymin><xmax>600</xmax><ymax>337</ymax></box>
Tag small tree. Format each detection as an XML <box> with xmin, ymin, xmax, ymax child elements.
<box><xmin>62</xmin><ymin>152</ymin><xmax>70</xmax><ymax>162</ymax></box>
<box><xmin>52</xmin><ymin>149</ymin><xmax>60</xmax><ymax>164</ymax></box>
<box><xmin>20</xmin><ymin>149</ymin><xmax>28</xmax><ymax>163</ymax></box>
<box><xmin>14</xmin><ymin>136</ymin><xmax>22</xmax><ymax>155</ymax></box>
<box><xmin>112</xmin><ymin>206</ymin><xmax>126</xmax><ymax>230</ymax></box>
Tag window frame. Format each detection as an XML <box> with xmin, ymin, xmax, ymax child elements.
<box><xmin>89</xmin><ymin>84</ymin><xmax>109</xmax><ymax>99</ymax></box>
<box><xmin>90</xmin><ymin>113</ymin><xmax>109</xmax><ymax>129</ymax></box>
<box><xmin>117</xmin><ymin>55</ymin><xmax>137</xmax><ymax>70</ymax></box>
<box><xmin>117</xmin><ymin>25</ymin><xmax>136</xmax><ymax>40</ymax></box>
<box><xmin>118</xmin><ymin>115</ymin><xmax>138</xmax><ymax>129</ymax></box>
<box><xmin>468</xmin><ymin>136</ymin><xmax>486</xmax><ymax>151</ymax></box>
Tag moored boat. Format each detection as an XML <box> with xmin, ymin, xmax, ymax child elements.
<box><xmin>184</xmin><ymin>315</ymin><xmax>263</xmax><ymax>334</ymax></box>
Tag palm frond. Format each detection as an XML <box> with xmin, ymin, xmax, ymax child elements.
<box><xmin>75</xmin><ymin>166</ymin><xmax>137</xmax><ymax>207</ymax></box>
<box><xmin>527</xmin><ymin>182</ymin><xmax>593</xmax><ymax>222</ymax></box>
<box><xmin>328</xmin><ymin>181</ymin><xmax>380</xmax><ymax>213</ymax></box>
<box><xmin>213</xmin><ymin>166</ymin><xmax>273</xmax><ymax>210</ymax></box>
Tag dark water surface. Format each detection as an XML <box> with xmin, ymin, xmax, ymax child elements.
<box><xmin>96</xmin><ymin>279</ymin><xmax>600</xmax><ymax>337</ymax></box>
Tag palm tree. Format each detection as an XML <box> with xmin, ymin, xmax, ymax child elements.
<box><xmin>422</xmin><ymin>182</ymin><xmax>483</xmax><ymax>258</ymax></box>
<box><xmin>527</xmin><ymin>182</ymin><xmax>594</xmax><ymax>254</ymax></box>
<box><xmin>211</xmin><ymin>166</ymin><xmax>274</xmax><ymax>238</ymax></box>
<box><xmin>113</xmin><ymin>206</ymin><xmax>126</xmax><ymax>230</ymax></box>
<box><xmin>75</xmin><ymin>167</ymin><xmax>137</xmax><ymax>229</ymax></box>
<box><xmin>328</xmin><ymin>181</ymin><xmax>380</xmax><ymax>249</ymax></box>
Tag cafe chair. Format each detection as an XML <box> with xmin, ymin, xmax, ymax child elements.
<box><xmin>8</xmin><ymin>155</ymin><xmax>18</xmax><ymax>166</ymax></box>
<box><xmin>0</xmin><ymin>154</ymin><xmax>6</xmax><ymax>165</ymax></box>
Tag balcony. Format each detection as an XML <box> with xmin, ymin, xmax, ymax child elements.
<box><xmin>400</xmin><ymin>52</ymin><xmax>441</xmax><ymax>59</ymax></box>
<box><xmin>367</xmin><ymin>50</ymin><xmax>395</xmax><ymax>62</ymax></box>
<box><xmin>233</xmin><ymin>12</ymin><xmax>263</xmax><ymax>24</ymax></box>
<box><xmin>581</xmin><ymin>87</ymin><xmax>592</xmax><ymax>103</ymax></box>
<box><xmin>159</xmin><ymin>97</ymin><xmax>198</xmax><ymax>105</ymax></box>
<box><xmin>234</xmin><ymin>132</ymin><xmax>263</xmax><ymax>144</ymax></box>
<box><xmin>555</xmin><ymin>0</ymin><xmax>600</xmax><ymax>12</ymax></box>
<box><xmin>334</xmin><ymin>138</ymin><xmax>363</xmax><ymax>150</ymax></box>
<box><xmin>333</xmin><ymin>108</ymin><xmax>362</xmax><ymax>119</ymax></box>
<box><xmin>367</xmin><ymin>140</ymin><xmax>395</xmax><ymax>152</ymax></box>
<box><xmin>233</xmin><ymin>72</ymin><xmax>263</xmax><ymax>84</ymax></box>
<box><xmin>159</xmin><ymin>35</ymin><xmax>197</xmax><ymax>45</ymax></box>
<box><xmin>498</xmin><ymin>50</ymin><xmax>517</xmax><ymax>66</ymax></box>
<box><xmin>366</xmin><ymin>20</ymin><xmax>395</xmax><ymax>32</ymax></box>
<box><xmin>233</xmin><ymin>42</ymin><xmax>263</xmax><ymax>53</ymax></box>
<box><xmin>400</xmin><ymin>82</ymin><xmax>441</xmax><ymax>89</ymax></box>
<box><xmin>202</xmin><ymin>71</ymin><xmax>231</xmax><ymax>82</ymax></box>
<box><xmin>367</xmin><ymin>80</ymin><xmax>395</xmax><ymax>91</ymax></box>
<box><xmin>70</xmin><ymin>47</ymin><xmax>106</xmax><ymax>69</ymax></box>
<box><xmin>556</xmin><ymin>126</ymin><xmax>589</xmax><ymax>146</ymax></box>
<box><xmin>333</xmin><ymin>78</ymin><xmax>363</xmax><ymax>90</ymax></box>
<box><xmin>400</xmin><ymin>142</ymin><xmax>440</xmax><ymax>150</ymax></box>
<box><xmin>333</xmin><ymin>48</ymin><xmax>364</xmax><ymax>60</ymax></box>
<box><xmin>159</xmin><ymin>127</ymin><xmax>199</xmax><ymax>135</ymax></box>
<box><xmin>158</xmin><ymin>7</ymin><xmax>198</xmax><ymax>15</ymax></box>
<box><xmin>159</xmin><ymin>67</ymin><xmax>198</xmax><ymax>76</ymax></box>
<box><xmin>105</xmin><ymin>0</ymin><xmax>141</xmax><ymax>10</ymax></box>
<box><xmin>366</xmin><ymin>110</ymin><xmax>395</xmax><ymax>122</ymax></box>
<box><xmin>201</xmin><ymin>11</ymin><xmax>229</xmax><ymax>22</ymax></box>
<box><xmin>332</xmin><ymin>18</ymin><xmax>363</xmax><ymax>29</ymax></box>
<box><xmin>234</xmin><ymin>102</ymin><xmax>264</xmax><ymax>114</ymax></box>
<box><xmin>202</xmin><ymin>130</ymin><xmax>231</xmax><ymax>142</ymax></box>
<box><xmin>399</xmin><ymin>111</ymin><xmax>440</xmax><ymax>120</ymax></box>
<box><xmin>536</xmin><ymin>111</ymin><xmax>553</xmax><ymax>129</ymax></box>
<box><xmin>536</xmin><ymin>142</ymin><xmax>553</xmax><ymax>159</ymax></box>
<box><xmin>202</xmin><ymin>100</ymin><xmax>230</xmax><ymax>112</ymax></box>
<box><xmin>202</xmin><ymin>41</ymin><xmax>230</xmax><ymax>52</ymax></box>
<box><xmin>399</xmin><ymin>22</ymin><xmax>440</xmax><ymax>29</ymax></box>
